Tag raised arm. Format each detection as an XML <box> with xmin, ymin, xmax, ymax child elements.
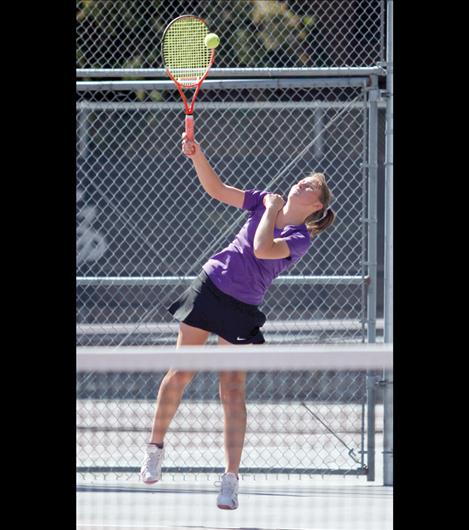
<box><xmin>181</xmin><ymin>132</ymin><xmax>244</xmax><ymax>208</ymax></box>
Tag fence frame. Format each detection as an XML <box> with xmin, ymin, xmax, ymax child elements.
<box><xmin>76</xmin><ymin>67</ymin><xmax>389</xmax><ymax>480</ymax></box>
<box><xmin>76</xmin><ymin>74</ymin><xmax>375</xmax><ymax>346</ymax></box>
<box><xmin>76</xmin><ymin>66</ymin><xmax>386</xmax><ymax>78</ymax></box>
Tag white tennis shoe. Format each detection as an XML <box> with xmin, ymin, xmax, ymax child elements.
<box><xmin>216</xmin><ymin>472</ymin><xmax>239</xmax><ymax>510</ymax></box>
<box><xmin>140</xmin><ymin>444</ymin><xmax>164</xmax><ymax>484</ymax></box>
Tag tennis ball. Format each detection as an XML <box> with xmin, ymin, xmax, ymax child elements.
<box><xmin>204</xmin><ymin>33</ymin><xmax>220</xmax><ymax>49</ymax></box>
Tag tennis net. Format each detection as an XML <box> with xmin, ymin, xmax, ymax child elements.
<box><xmin>77</xmin><ymin>343</ymin><xmax>393</xmax><ymax>530</ymax></box>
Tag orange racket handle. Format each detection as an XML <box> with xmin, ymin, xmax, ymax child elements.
<box><xmin>185</xmin><ymin>115</ymin><xmax>195</xmax><ymax>141</ymax></box>
<box><xmin>185</xmin><ymin>115</ymin><xmax>195</xmax><ymax>155</ymax></box>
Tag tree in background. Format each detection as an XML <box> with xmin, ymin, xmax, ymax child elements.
<box><xmin>76</xmin><ymin>0</ymin><xmax>322</xmax><ymax>69</ymax></box>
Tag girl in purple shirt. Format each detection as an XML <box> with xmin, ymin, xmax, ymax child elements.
<box><xmin>141</xmin><ymin>132</ymin><xmax>336</xmax><ymax>509</ymax></box>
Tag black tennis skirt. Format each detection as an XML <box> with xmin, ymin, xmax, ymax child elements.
<box><xmin>167</xmin><ymin>270</ymin><xmax>266</xmax><ymax>345</ymax></box>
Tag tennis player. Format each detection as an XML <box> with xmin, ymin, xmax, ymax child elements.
<box><xmin>140</xmin><ymin>133</ymin><xmax>336</xmax><ymax>509</ymax></box>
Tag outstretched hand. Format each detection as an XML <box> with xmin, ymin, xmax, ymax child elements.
<box><xmin>263</xmin><ymin>193</ymin><xmax>285</xmax><ymax>212</ymax></box>
<box><xmin>181</xmin><ymin>132</ymin><xmax>201</xmax><ymax>158</ymax></box>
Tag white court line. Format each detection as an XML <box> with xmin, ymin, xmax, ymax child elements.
<box><xmin>77</xmin><ymin>523</ymin><xmax>341</xmax><ymax>530</ymax></box>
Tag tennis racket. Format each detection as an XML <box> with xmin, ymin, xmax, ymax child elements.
<box><xmin>162</xmin><ymin>15</ymin><xmax>216</xmax><ymax>154</ymax></box>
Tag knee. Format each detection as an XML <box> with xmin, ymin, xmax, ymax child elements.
<box><xmin>220</xmin><ymin>385</ymin><xmax>246</xmax><ymax>409</ymax></box>
<box><xmin>164</xmin><ymin>369</ymin><xmax>195</xmax><ymax>389</ymax></box>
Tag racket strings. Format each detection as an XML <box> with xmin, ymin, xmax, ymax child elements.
<box><xmin>163</xmin><ymin>17</ymin><xmax>211</xmax><ymax>86</ymax></box>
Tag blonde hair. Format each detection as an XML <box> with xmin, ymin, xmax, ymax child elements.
<box><xmin>304</xmin><ymin>172</ymin><xmax>336</xmax><ymax>239</ymax></box>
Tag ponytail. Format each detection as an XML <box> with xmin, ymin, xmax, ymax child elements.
<box><xmin>302</xmin><ymin>172</ymin><xmax>336</xmax><ymax>238</ymax></box>
<box><xmin>305</xmin><ymin>208</ymin><xmax>336</xmax><ymax>239</ymax></box>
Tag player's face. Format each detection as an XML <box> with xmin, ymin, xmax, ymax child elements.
<box><xmin>289</xmin><ymin>177</ymin><xmax>323</xmax><ymax>212</ymax></box>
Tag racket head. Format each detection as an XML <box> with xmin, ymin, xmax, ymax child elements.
<box><xmin>162</xmin><ymin>15</ymin><xmax>215</xmax><ymax>88</ymax></box>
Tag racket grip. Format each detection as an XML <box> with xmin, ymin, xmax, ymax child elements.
<box><xmin>185</xmin><ymin>115</ymin><xmax>194</xmax><ymax>142</ymax></box>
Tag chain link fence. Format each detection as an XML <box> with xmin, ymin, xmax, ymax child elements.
<box><xmin>77</xmin><ymin>363</ymin><xmax>379</xmax><ymax>477</ymax></box>
<box><xmin>76</xmin><ymin>0</ymin><xmax>384</xmax><ymax>69</ymax></box>
<box><xmin>76</xmin><ymin>0</ymin><xmax>389</xmax><ymax>481</ymax></box>
<box><xmin>77</xmin><ymin>80</ymin><xmax>373</xmax><ymax>346</ymax></box>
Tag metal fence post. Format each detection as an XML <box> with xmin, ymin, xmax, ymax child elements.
<box><xmin>366</xmin><ymin>75</ymin><xmax>379</xmax><ymax>481</ymax></box>
<box><xmin>366</xmin><ymin>374</ymin><xmax>376</xmax><ymax>481</ymax></box>
<box><xmin>383</xmin><ymin>0</ymin><xmax>394</xmax><ymax>487</ymax></box>
<box><xmin>77</xmin><ymin>107</ymin><xmax>89</xmax><ymax>159</ymax></box>
<box><xmin>366</xmin><ymin>76</ymin><xmax>379</xmax><ymax>344</ymax></box>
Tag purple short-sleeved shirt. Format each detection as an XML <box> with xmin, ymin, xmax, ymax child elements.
<box><xmin>202</xmin><ymin>189</ymin><xmax>311</xmax><ymax>305</ymax></box>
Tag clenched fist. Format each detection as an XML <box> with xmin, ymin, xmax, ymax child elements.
<box><xmin>263</xmin><ymin>193</ymin><xmax>285</xmax><ymax>212</ymax></box>
<box><xmin>181</xmin><ymin>132</ymin><xmax>200</xmax><ymax>158</ymax></box>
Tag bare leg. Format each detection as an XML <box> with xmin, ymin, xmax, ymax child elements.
<box><xmin>149</xmin><ymin>322</ymin><xmax>210</xmax><ymax>444</ymax></box>
<box><xmin>218</xmin><ymin>336</ymin><xmax>247</xmax><ymax>475</ymax></box>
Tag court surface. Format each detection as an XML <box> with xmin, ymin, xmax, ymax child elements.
<box><xmin>77</xmin><ymin>436</ymin><xmax>392</xmax><ymax>530</ymax></box>
<box><xmin>77</xmin><ymin>477</ymin><xmax>392</xmax><ymax>530</ymax></box>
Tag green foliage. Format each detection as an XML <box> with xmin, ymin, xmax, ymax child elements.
<box><xmin>76</xmin><ymin>0</ymin><xmax>318</xmax><ymax>69</ymax></box>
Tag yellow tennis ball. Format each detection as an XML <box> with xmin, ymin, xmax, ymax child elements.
<box><xmin>204</xmin><ymin>33</ymin><xmax>220</xmax><ymax>49</ymax></box>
